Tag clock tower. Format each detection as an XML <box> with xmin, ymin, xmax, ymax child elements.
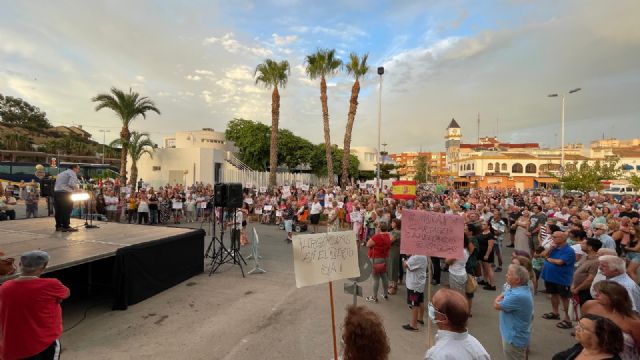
<box><xmin>445</xmin><ymin>118</ymin><xmax>462</xmax><ymax>173</ymax></box>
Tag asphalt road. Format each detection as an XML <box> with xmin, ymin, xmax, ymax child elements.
<box><xmin>4</xmin><ymin>204</ymin><xmax>576</xmax><ymax>359</ymax></box>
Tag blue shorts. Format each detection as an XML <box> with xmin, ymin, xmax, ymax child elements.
<box><xmin>626</xmin><ymin>251</ymin><xmax>640</xmax><ymax>263</ymax></box>
<box><xmin>284</xmin><ymin>220</ymin><xmax>293</xmax><ymax>232</ymax></box>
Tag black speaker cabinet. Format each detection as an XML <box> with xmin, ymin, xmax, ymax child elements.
<box><xmin>226</xmin><ymin>183</ymin><xmax>243</xmax><ymax>208</ymax></box>
<box><xmin>214</xmin><ymin>183</ymin><xmax>226</xmax><ymax>207</ymax></box>
<box><xmin>40</xmin><ymin>178</ymin><xmax>55</xmax><ymax>197</ymax></box>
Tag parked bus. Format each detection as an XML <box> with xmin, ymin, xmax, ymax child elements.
<box><xmin>0</xmin><ymin>161</ymin><xmax>119</xmax><ymax>184</ymax></box>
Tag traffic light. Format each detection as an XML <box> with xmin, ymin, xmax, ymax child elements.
<box><xmin>50</xmin><ymin>157</ymin><xmax>57</xmax><ymax>168</ymax></box>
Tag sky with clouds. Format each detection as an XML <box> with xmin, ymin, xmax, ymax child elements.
<box><xmin>1</xmin><ymin>0</ymin><xmax>639</xmax><ymax>153</ymax></box>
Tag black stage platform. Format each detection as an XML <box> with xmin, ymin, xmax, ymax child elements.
<box><xmin>0</xmin><ymin>218</ymin><xmax>205</xmax><ymax>310</ymax></box>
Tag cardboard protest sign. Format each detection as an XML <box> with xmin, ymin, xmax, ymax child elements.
<box><xmin>292</xmin><ymin>231</ymin><xmax>360</xmax><ymax>288</ymax></box>
<box><xmin>301</xmin><ymin>184</ymin><xmax>310</xmax><ymax>191</ymax></box>
<box><xmin>400</xmin><ymin>209</ymin><xmax>464</xmax><ymax>259</ymax></box>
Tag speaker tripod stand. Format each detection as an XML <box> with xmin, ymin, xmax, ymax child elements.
<box><xmin>207</xmin><ymin>207</ymin><xmax>247</xmax><ymax>277</ymax></box>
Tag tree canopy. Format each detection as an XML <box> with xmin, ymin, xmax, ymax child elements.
<box><xmin>225</xmin><ymin>118</ymin><xmax>359</xmax><ymax>177</ymax></box>
<box><xmin>560</xmin><ymin>159</ymin><xmax>622</xmax><ymax>192</ymax></box>
<box><xmin>414</xmin><ymin>156</ymin><xmax>428</xmax><ymax>183</ymax></box>
<box><xmin>0</xmin><ymin>94</ymin><xmax>52</xmax><ymax>130</ymax></box>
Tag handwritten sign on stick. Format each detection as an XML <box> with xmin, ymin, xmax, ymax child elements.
<box><xmin>400</xmin><ymin>209</ymin><xmax>464</xmax><ymax>259</ymax></box>
<box><xmin>292</xmin><ymin>231</ymin><xmax>360</xmax><ymax>288</ymax></box>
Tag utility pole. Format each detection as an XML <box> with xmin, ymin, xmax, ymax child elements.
<box><xmin>376</xmin><ymin>66</ymin><xmax>384</xmax><ymax>198</ymax></box>
<box><xmin>99</xmin><ymin>129</ymin><xmax>111</xmax><ymax>164</ymax></box>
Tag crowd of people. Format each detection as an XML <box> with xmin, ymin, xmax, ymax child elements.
<box><xmin>1</xmin><ymin>176</ymin><xmax>640</xmax><ymax>359</ymax></box>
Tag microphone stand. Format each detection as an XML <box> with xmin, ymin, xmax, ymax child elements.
<box><xmin>82</xmin><ymin>177</ymin><xmax>99</xmax><ymax>229</ymax></box>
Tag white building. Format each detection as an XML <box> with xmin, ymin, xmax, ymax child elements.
<box><xmin>134</xmin><ymin>128</ymin><xmax>237</xmax><ymax>188</ymax></box>
<box><xmin>350</xmin><ymin>146</ymin><xmax>378</xmax><ymax>172</ymax></box>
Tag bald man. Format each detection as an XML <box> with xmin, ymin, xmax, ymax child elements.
<box><xmin>424</xmin><ymin>288</ymin><xmax>490</xmax><ymax>360</ymax></box>
<box><xmin>540</xmin><ymin>231</ymin><xmax>576</xmax><ymax>329</ymax></box>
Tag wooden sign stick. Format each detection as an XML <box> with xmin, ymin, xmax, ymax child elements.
<box><xmin>329</xmin><ymin>281</ymin><xmax>339</xmax><ymax>360</ymax></box>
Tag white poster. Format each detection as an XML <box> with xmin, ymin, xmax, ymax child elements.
<box><xmin>172</xmin><ymin>201</ymin><xmax>183</xmax><ymax>210</ymax></box>
<box><xmin>259</xmin><ymin>186</ymin><xmax>267</xmax><ymax>193</ymax></box>
<box><xmin>263</xmin><ymin>205</ymin><xmax>273</xmax><ymax>211</ymax></box>
<box><xmin>292</xmin><ymin>231</ymin><xmax>360</xmax><ymax>288</ymax></box>
<box><xmin>301</xmin><ymin>184</ymin><xmax>310</xmax><ymax>191</ymax></box>
<box><xmin>254</xmin><ymin>208</ymin><xmax>263</xmax><ymax>215</ymax></box>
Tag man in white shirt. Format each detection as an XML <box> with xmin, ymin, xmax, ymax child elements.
<box><xmin>53</xmin><ymin>164</ymin><xmax>80</xmax><ymax>232</ymax></box>
<box><xmin>424</xmin><ymin>288</ymin><xmax>490</xmax><ymax>360</ymax></box>
<box><xmin>598</xmin><ymin>255</ymin><xmax>640</xmax><ymax>312</ymax></box>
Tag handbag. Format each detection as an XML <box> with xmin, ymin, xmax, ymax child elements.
<box><xmin>0</xmin><ymin>258</ymin><xmax>16</xmax><ymax>276</ymax></box>
<box><xmin>569</xmin><ymin>295</ymin><xmax>581</xmax><ymax>322</ymax></box>
<box><xmin>465</xmin><ymin>274</ymin><xmax>478</xmax><ymax>293</ymax></box>
<box><xmin>373</xmin><ymin>261</ymin><xmax>387</xmax><ymax>275</ymax></box>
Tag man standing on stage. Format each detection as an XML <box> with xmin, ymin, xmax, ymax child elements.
<box><xmin>53</xmin><ymin>164</ymin><xmax>80</xmax><ymax>232</ymax></box>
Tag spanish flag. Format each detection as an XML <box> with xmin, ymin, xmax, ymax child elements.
<box><xmin>391</xmin><ymin>180</ymin><xmax>417</xmax><ymax>200</ymax></box>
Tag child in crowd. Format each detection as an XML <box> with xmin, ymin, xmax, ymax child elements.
<box><xmin>531</xmin><ymin>246</ymin><xmax>545</xmax><ymax>294</ymax></box>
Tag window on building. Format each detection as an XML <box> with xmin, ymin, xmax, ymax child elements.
<box><xmin>501</xmin><ymin>163</ymin><xmax>507</xmax><ymax>171</ymax></box>
<box><xmin>622</xmin><ymin>164</ymin><xmax>634</xmax><ymax>171</ymax></box>
<box><xmin>495</xmin><ymin>163</ymin><xmax>500</xmax><ymax>171</ymax></box>
<box><xmin>566</xmin><ymin>163</ymin><xmax>577</xmax><ymax>172</ymax></box>
<box><xmin>488</xmin><ymin>163</ymin><xmax>494</xmax><ymax>171</ymax></box>
<box><xmin>525</xmin><ymin>163</ymin><xmax>537</xmax><ymax>173</ymax></box>
<box><xmin>512</xmin><ymin>163</ymin><xmax>523</xmax><ymax>173</ymax></box>
<box><xmin>152</xmin><ymin>166</ymin><xmax>161</xmax><ymax>171</ymax></box>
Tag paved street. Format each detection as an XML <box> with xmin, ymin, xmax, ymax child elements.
<box><xmin>0</xmin><ymin>214</ymin><xmax>567</xmax><ymax>360</ymax></box>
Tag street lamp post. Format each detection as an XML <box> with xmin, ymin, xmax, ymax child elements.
<box><xmin>377</xmin><ymin>66</ymin><xmax>384</xmax><ymax>198</ymax></box>
<box><xmin>98</xmin><ymin>129</ymin><xmax>111</xmax><ymax>164</ymax></box>
<box><xmin>548</xmin><ymin>88</ymin><xmax>581</xmax><ymax>197</ymax></box>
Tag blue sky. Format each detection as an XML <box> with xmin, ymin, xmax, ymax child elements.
<box><xmin>1</xmin><ymin>0</ymin><xmax>639</xmax><ymax>152</ymax></box>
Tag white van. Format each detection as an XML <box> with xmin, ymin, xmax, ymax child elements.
<box><xmin>602</xmin><ymin>185</ymin><xmax>638</xmax><ymax>197</ymax></box>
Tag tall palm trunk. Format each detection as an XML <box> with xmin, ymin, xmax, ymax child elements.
<box><xmin>320</xmin><ymin>76</ymin><xmax>334</xmax><ymax>186</ymax></box>
<box><xmin>119</xmin><ymin>126</ymin><xmax>130</xmax><ymax>184</ymax></box>
<box><xmin>130</xmin><ymin>162</ymin><xmax>138</xmax><ymax>189</ymax></box>
<box><xmin>341</xmin><ymin>79</ymin><xmax>360</xmax><ymax>187</ymax></box>
<box><xmin>269</xmin><ymin>86</ymin><xmax>280</xmax><ymax>188</ymax></box>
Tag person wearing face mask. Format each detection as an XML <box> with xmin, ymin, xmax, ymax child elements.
<box><xmin>424</xmin><ymin>288</ymin><xmax>490</xmax><ymax>360</ymax></box>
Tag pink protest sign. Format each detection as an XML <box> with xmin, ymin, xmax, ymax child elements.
<box><xmin>400</xmin><ymin>209</ymin><xmax>465</xmax><ymax>259</ymax></box>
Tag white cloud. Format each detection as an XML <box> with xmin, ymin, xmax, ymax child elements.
<box><xmin>135</xmin><ymin>75</ymin><xmax>145</xmax><ymax>81</ymax></box>
<box><xmin>194</xmin><ymin>69</ymin><xmax>214</xmax><ymax>75</ymax></box>
<box><xmin>201</xmin><ymin>90</ymin><xmax>213</xmax><ymax>104</ymax></box>
<box><xmin>291</xmin><ymin>24</ymin><xmax>367</xmax><ymax>41</ymax></box>
<box><xmin>225</xmin><ymin>65</ymin><xmax>253</xmax><ymax>80</ymax></box>
<box><xmin>271</xmin><ymin>33</ymin><xmax>298</xmax><ymax>46</ymax></box>
<box><xmin>186</xmin><ymin>75</ymin><xmax>201</xmax><ymax>81</ymax></box>
<box><xmin>203</xmin><ymin>32</ymin><xmax>272</xmax><ymax>57</ymax></box>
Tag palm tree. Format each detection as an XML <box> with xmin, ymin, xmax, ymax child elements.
<box><xmin>254</xmin><ymin>59</ymin><xmax>291</xmax><ymax>188</ymax></box>
<box><xmin>305</xmin><ymin>49</ymin><xmax>342</xmax><ymax>186</ymax></box>
<box><xmin>92</xmin><ymin>87</ymin><xmax>160</xmax><ymax>184</ymax></box>
<box><xmin>341</xmin><ymin>52</ymin><xmax>369</xmax><ymax>187</ymax></box>
<box><xmin>110</xmin><ymin>131</ymin><xmax>154</xmax><ymax>188</ymax></box>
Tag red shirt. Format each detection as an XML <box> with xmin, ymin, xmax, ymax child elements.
<box><xmin>368</xmin><ymin>233</ymin><xmax>391</xmax><ymax>259</ymax></box>
<box><xmin>0</xmin><ymin>278</ymin><xmax>69</xmax><ymax>360</ymax></box>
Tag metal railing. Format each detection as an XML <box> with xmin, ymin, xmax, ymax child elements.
<box><xmin>220</xmin><ymin>162</ymin><xmax>329</xmax><ymax>188</ymax></box>
<box><xmin>224</xmin><ymin>151</ymin><xmax>254</xmax><ymax>171</ymax></box>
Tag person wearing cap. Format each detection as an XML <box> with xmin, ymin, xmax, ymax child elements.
<box><xmin>0</xmin><ymin>250</ymin><xmax>69</xmax><ymax>360</ymax></box>
<box><xmin>53</xmin><ymin>164</ymin><xmax>81</xmax><ymax>232</ymax></box>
